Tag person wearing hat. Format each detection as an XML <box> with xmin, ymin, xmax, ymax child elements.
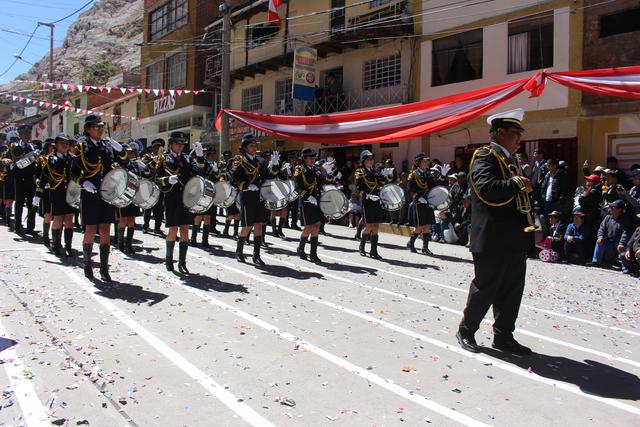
<box><xmin>156</xmin><ymin>131</ymin><xmax>204</xmax><ymax>273</ymax></box>
<box><xmin>232</xmin><ymin>133</ymin><xmax>281</xmax><ymax>265</ymax></box>
<box><xmin>44</xmin><ymin>134</ymin><xmax>76</xmax><ymax>257</ymax></box>
<box><xmin>452</xmin><ymin>192</ymin><xmax>472</xmax><ymax>246</ymax></box>
<box><xmin>355</xmin><ymin>149</ymin><xmax>389</xmax><ymax>259</ymax></box>
<box><xmin>190</xmin><ymin>145</ymin><xmax>220</xmax><ymax>249</ymax></box>
<box><xmin>142</xmin><ymin>138</ymin><xmax>166</xmax><ymax>235</ymax></box>
<box><xmin>8</xmin><ymin>124</ymin><xmax>38</xmax><ymax>235</ymax></box>
<box><xmin>406</xmin><ymin>152</ymin><xmax>437</xmax><ymax>255</ymax></box>
<box><xmin>564</xmin><ymin>210</ymin><xmax>593</xmax><ymax>264</ymax></box>
<box><xmin>588</xmin><ymin>199</ymin><xmax>631</xmax><ymax>268</ymax></box>
<box><xmin>71</xmin><ymin>114</ymin><xmax>127</xmax><ymax>281</ymax></box>
<box><xmin>220</xmin><ymin>152</ymin><xmax>241</xmax><ymax>240</ymax></box>
<box><xmin>293</xmin><ymin>148</ymin><xmax>332</xmax><ymax>263</ymax></box>
<box><xmin>116</xmin><ymin>142</ymin><xmax>148</xmax><ymax>255</ymax></box>
<box><xmin>577</xmin><ymin>173</ymin><xmax>603</xmax><ymax>232</ymax></box>
<box><xmin>457</xmin><ymin>108</ymin><xmax>534</xmax><ymax>355</ymax></box>
<box><xmin>33</xmin><ymin>138</ymin><xmax>56</xmax><ymax>247</ymax></box>
<box><xmin>0</xmin><ymin>144</ymin><xmax>10</xmax><ymax>225</ymax></box>
<box><xmin>546</xmin><ymin>210</ymin><xmax>566</xmax><ymax>256</ymax></box>
<box><xmin>615</xmin><ymin>168</ymin><xmax>640</xmax><ymax>217</ymax></box>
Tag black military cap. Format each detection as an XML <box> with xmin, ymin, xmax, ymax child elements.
<box><xmin>487</xmin><ymin>108</ymin><xmax>525</xmax><ymax>132</ymax></box>
<box><xmin>414</xmin><ymin>152</ymin><xmax>427</xmax><ymax>162</ymax></box>
<box><xmin>17</xmin><ymin>124</ymin><xmax>32</xmax><ymax>133</ymax></box>
<box><xmin>44</xmin><ymin>137</ymin><xmax>54</xmax><ymax>144</ymax></box>
<box><xmin>32</xmin><ymin>140</ymin><xmax>43</xmax><ymax>150</ymax></box>
<box><xmin>222</xmin><ymin>150</ymin><xmax>232</xmax><ymax>157</ymax></box>
<box><xmin>240</xmin><ymin>133</ymin><xmax>257</xmax><ymax>148</ymax></box>
<box><xmin>168</xmin><ymin>131</ymin><xmax>188</xmax><ymax>144</ymax></box>
<box><xmin>359</xmin><ymin>150</ymin><xmax>374</xmax><ymax>161</ymax></box>
<box><xmin>301</xmin><ymin>148</ymin><xmax>317</xmax><ymax>158</ymax></box>
<box><xmin>84</xmin><ymin>114</ymin><xmax>105</xmax><ymax>128</ymax></box>
<box><xmin>54</xmin><ymin>133</ymin><xmax>71</xmax><ymax>143</ymax></box>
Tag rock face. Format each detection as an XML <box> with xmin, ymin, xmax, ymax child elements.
<box><xmin>14</xmin><ymin>0</ymin><xmax>143</xmax><ymax>84</ymax></box>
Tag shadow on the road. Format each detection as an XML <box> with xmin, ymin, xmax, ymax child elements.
<box><xmin>178</xmin><ymin>273</ymin><xmax>249</xmax><ymax>294</ymax></box>
<box><xmin>376</xmin><ymin>256</ymin><xmax>441</xmax><ymax>271</ymax></box>
<box><xmin>255</xmin><ymin>263</ymin><xmax>324</xmax><ymax>280</ymax></box>
<box><xmin>128</xmin><ymin>247</ymin><xmax>164</xmax><ymax>265</ymax></box>
<box><xmin>322</xmin><ymin>261</ymin><xmax>379</xmax><ymax>276</ymax></box>
<box><xmin>429</xmin><ymin>253</ymin><xmax>473</xmax><ymax>264</ymax></box>
<box><xmin>481</xmin><ymin>347</ymin><xmax>640</xmax><ymax>401</ymax></box>
<box><xmin>318</xmin><ymin>243</ymin><xmax>360</xmax><ymax>253</ymax></box>
<box><xmin>0</xmin><ymin>337</ymin><xmax>17</xmax><ymax>352</ymax></box>
<box><xmin>94</xmin><ymin>281</ymin><xmax>168</xmax><ymax>306</ymax></box>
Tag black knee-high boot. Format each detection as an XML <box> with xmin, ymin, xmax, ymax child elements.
<box><xmin>5</xmin><ymin>206</ymin><xmax>12</xmax><ymax>230</ymax></box>
<box><xmin>277</xmin><ymin>217</ymin><xmax>285</xmax><ymax>237</ymax></box>
<box><xmin>99</xmin><ymin>244</ymin><xmax>111</xmax><ymax>282</ymax></box>
<box><xmin>236</xmin><ymin>236</ymin><xmax>246</xmax><ymax>263</ymax></box>
<box><xmin>51</xmin><ymin>228</ymin><xmax>62</xmax><ymax>255</ymax></box>
<box><xmin>190</xmin><ymin>224</ymin><xmax>200</xmax><ymax>246</ymax></box>
<box><xmin>201</xmin><ymin>224</ymin><xmax>210</xmax><ymax>249</ymax></box>
<box><xmin>271</xmin><ymin>218</ymin><xmax>278</xmax><ymax>237</ymax></box>
<box><xmin>143</xmin><ymin>210</ymin><xmax>151</xmax><ymax>232</ymax></box>
<box><xmin>309</xmin><ymin>236</ymin><xmax>321</xmax><ymax>263</ymax></box>
<box><xmin>14</xmin><ymin>204</ymin><xmax>23</xmax><ymax>233</ymax></box>
<box><xmin>126</xmin><ymin>227</ymin><xmax>135</xmax><ymax>254</ymax></box>
<box><xmin>26</xmin><ymin>207</ymin><xmax>36</xmax><ymax>233</ymax></box>
<box><xmin>165</xmin><ymin>241</ymin><xmax>175</xmax><ymax>271</ymax></box>
<box><xmin>408</xmin><ymin>233</ymin><xmax>419</xmax><ymax>253</ymax></box>
<box><xmin>422</xmin><ymin>233</ymin><xmax>433</xmax><ymax>256</ymax></box>
<box><xmin>117</xmin><ymin>228</ymin><xmax>126</xmax><ymax>252</ymax></box>
<box><xmin>354</xmin><ymin>223</ymin><xmax>363</xmax><ymax>240</ymax></box>
<box><xmin>210</xmin><ymin>217</ymin><xmax>219</xmax><ymax>235</ymax></box>
<box><xmin>359</xmin><ymin>234</ymin><xmax>369</xmax><ymax>256</ymax></box>
<box><xmin>43</xmin><ymin>222</ymin><xmax>51</xmax><ymax>247</ymax></box>
<box><xmin>369</xmin><ymin>235</ymin><xmax>382</xmax><ymax>260</ymax></box>
<box><xmin>253</xmin><ymin>235</ymin><xmax>265</xmax><ymax>266</ymax></box>
<box><xmin>233</xmin><ymin>220</ymin><xmax>239</xmax><ymax>239</ymax></box>
<box><xmin>178</xmin><ymin>241</ymin><xmax>189</xmax><ymax>274</ymax></box>
<box><xmin>112</xmin><ymin>223</ymin><xmax>118</xmax><ymax>246</ymax></box>
<box><xmin>64</xmin><ymin>228</ymin><xmax>74</xmax><ymax>257</ymax></box>
<box><xmin>297</xmin><ymin>236</ymin><xmax>308</xmax><ymax>260</ymax></box>
<box><xmin>83</xmin><ymin>243</ymin><xmax>93</xmax><ymax>279</ymax></box>
<box><xmin>223</xmin><ymin>220</ymin><xmax>231</xmax><ymax>237</ymax></box>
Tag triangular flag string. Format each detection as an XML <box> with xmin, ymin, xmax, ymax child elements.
<box><xmin>9</xmin><ymin>79</ymin><xmax>206</xmax><ymax>97</ymax></box>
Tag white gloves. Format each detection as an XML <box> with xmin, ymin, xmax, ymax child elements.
<box><xmin>334</xmin><ymin>171</ymin><xmax>342</xmax><ymax>180</ymax></box>
<box><xmin>32</xmin><ymin>196</ymin><xmax>40</xmax><ymax>206</ymax></box>
<box><xmin>248</xmin><ymin>184</ymin><xmax>259</xmax><ymax>191</ymax></box>
<box><xmin>268</xmin><ymin>151</ymin><xmax>280</xmax><ymax>168</ymax></box>
<box><xmin>108</xmin><ymin>138</ymin><xmax>123</xmax><ymax>152</ymax></box>
<box><xmin>135</xmin><ymin>159</ymin><xmax>147</xmax><ymax>170</ymax></box>
<box><xmin>382</xmin><ymin>168</ymin><xmax>395</xmax><ymax>178</ymax></box>
<box><xmin>367</xmin><ymin>194</ymin><xmax>380</xmax><ymax>201</ymax></box>
<box><xmin>82</xmin><ymin>181</ymin><xmax>97</xmax><ymax>193</ymax></box>
<box><xmin>418</xmin><ymin>197</ymin><xmax>428</xmax><ymax>204</ymax></box>
<box><xmin>307</xmin><ymin>196</ymin><xmax>318</xmax><ymax>206</ymax></box>
<box><xmin>168</xmin><ymin>175</ymin><xmax>179</xmax><ymax>185</ymax></box>
<box><xmin>194</xmin><ymin>142</ymin><xmax>204</xmax><ymax>157</ymax></box>
<box><xmin>211</xmin><ymin>161</ymin><xmax>219</xmax><ymax>173</ymax></box>
<box><xmin>323</xmin><ymin>162</ymin><xmax>334</xmax><ymax>175</ymax></box>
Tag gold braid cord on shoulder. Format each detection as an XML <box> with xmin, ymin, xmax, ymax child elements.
<box><xmin>45</xmin><ymin>156</ymin><xmax>66</xmax><ymax>190</ymax></box>
<box><xmin>78</xmin><ymin>141</ymin><xmax>103</xmax><ymax>180</ymax></box>
<box><xmin>469</xmin><ymin>146</ymin><xmax>514</xmax><ymax>207</ymax></box>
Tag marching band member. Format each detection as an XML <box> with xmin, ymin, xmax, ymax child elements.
<box><xmin>72</xmin><ymin>115</ymin><xmax>127</xmax><ymax>281</ymax></box>
<box><xmin>44</xmin><ymin>134</ymin><xmax>76</xmax><ymax>257</ymax></box>
<box><xmin>407</xmin><ymin>152</ymin><xmax>437</xmax><ymax>255</ymax></box>
<box><xmin>156</xmin><ymin>131</ymin><xmax>204</xmax><ymax>273</ymax></box>
<box><xmin>116</xmin><ymin>141</ymin><xmax>147</xmax><ymax>254</ymax></box>
<box><xmin>232</xmin><ymin>133</ymin><xmax>279</xmax><ymax>265</ymax></box>
<box><xmin>0</xmin><ymin>144</ymin><xmax>10</xmax><ymax>226</ymax></box>
<box><xmin>191</xmin><ymin>146</ymin><xmax>219</xmax><ymax>249</ymax></box>
<box><xmin>11</xmin><ymin>125</ymin><xmax>38</xmax><ymax>235</ymax></box>
<box><xmin>33</xmin><ymin>138</ymin><xmax>55</xmax><ymax>247</ymax></box>
<box><xmin>221</xmin><ymin>152</ymin><xmax>240</xmax><ymax>239</ymax></box>
<box><xmin>355</xmin><ymin>150</ymin><xmax>387</xmax><ymax>260</ymax></box>
<box><xmin>142</xmin><ymin>138</ymin><xmax>165</xmax><ymax>235</ymax></box>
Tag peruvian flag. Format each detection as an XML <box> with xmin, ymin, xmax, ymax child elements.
<box><xmin>268</xmin><ymin>0</ymin><xmax>281</xmax><ymax>26</ymax></box>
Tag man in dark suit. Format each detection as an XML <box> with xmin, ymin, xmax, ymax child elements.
<box><xmin>457</xmin><ymin>108</ymin><xmax>533</xmax><ymax>355</ymax></box>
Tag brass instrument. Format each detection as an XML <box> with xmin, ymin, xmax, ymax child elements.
<box><xmin>510</xmin><ymin>154</ymin><xmax>539</xmax><ymax>233</ymax></box>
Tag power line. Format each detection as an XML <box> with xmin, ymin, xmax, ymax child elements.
<box><xmin>49</xmin><ymin>0</ymin><xmax>96</xmax><ymax>25</ymax></box>
<box><xmin>0</xmin><ymin>24</ymin><xmax>39</xmax><ymax>78</ymax></box>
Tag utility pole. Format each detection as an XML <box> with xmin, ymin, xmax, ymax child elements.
<box><xmin>219</xmin><ymin>0</ymin><xmax>231</xmax><ymax>158</ymax></box>
<box><xmin>39</xmin><ymin>22</ymin><xmax>55</xmax><ymax>138</ymax></box>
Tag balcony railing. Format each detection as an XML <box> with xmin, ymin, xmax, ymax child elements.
<box><xmin>205</xmin><ymin>55</ymin><xmax>222</xmax><ymax>84</ymax></box>
<box><xmin>301</xmin><ymin>84</ymin><xmax>408</xmax><ymax>116</ymax></box>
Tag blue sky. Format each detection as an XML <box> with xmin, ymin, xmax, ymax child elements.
<box><xmin>0</xmin><ymin>0</ymin><xmax>95</xmax><ymax>83</ymax></box>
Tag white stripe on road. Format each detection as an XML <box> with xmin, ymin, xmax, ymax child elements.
<box><xmin>130</xmin><ymin>257</ymin><xmax>489</xmax><ymax>427</ymax></box>
<box><xmin>0</xmin><ymin>317</ymin><xmax>50</xmax><ymax>427</ymax></box>
<box><xmin>178</xmin><ymin>249</ymin><xmax>640</xmax><ymax>417</ymax></box>
<box><xmin>39</xmin><ymin>251</ymin><xmax>275</xmax><ymax>427</ymax></box>
<box><xmin>267</xmin><ymin>239</ymin><xmax>640</xmax><ymax>338</ymax></box>
<box><xmin>209</xmin><ymin>239</ymin><xmax>640</xmax><ymax>369</ymax></box>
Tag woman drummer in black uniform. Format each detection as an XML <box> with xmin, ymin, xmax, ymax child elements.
<box><xmin>191</xmin><ymin>146</ymin><xmax>219</xmax><ymax>249</ymax></box>
<box><xmin>45</xmin><ymin>134</ymin><xmax>76</xmax><ymax>257</ymax></box>
<box><xmin>34</xmin><ymin>138</ymin><xmax>55</xmax><ymax>247</ymax></box>
<box><xmin>355</xmin><ymin>150</ymin><xmax>388</xmax><ymax>260</ymax></box>
<box><xmin>116</xmin><ymin>141</ymin><xmax>148</xmax><ymax>255</ymax></box>
<box><xmin>221</xmin><ymin>151</ymin><xmax>240</xmax><ymax>239</ymax></box>
<box><xmin>156</xmin><ymin>131</ymin><xmax>204</xmax><ymax>273</ymax></box>
<box><xmin>407</xmin><ymin>152</ymin><xmax>436</xmax><ymax>255</ymax></box>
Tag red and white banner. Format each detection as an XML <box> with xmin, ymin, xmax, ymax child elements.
<box><xmin>268</xmin><ymin>0</ymin><xmax>281</xmax><ymax>26</ymax></box>
<box><xmin>10</xmin><ymin>79</ymin><xmax>205</xmax><ymax>97</ymax></box>
<box><xmin>526</xmin><ymin>66</ymin><xmax>640</xmax><ymax>99</ymax></box>
<box><xmin>216</xmin><ymin>77</ymin><xmax>534</xmax><ymax>144</ymax></box>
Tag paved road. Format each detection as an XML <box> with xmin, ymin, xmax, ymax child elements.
<box><xmin>0</xmin><ymin>218</ymin><xmax>638</xmax><ymax>426</ymax></box>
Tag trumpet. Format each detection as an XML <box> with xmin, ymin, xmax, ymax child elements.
<box><xmin>510</xmin><ymin>154</ymin><xmax>539</xmax><ymax>233</ymax></box>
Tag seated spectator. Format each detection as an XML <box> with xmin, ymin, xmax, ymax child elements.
<box><xmin>588</xmin><ymin>199</ymin><xmax>631</xmax><ymax>268</ymax></box>
<box><xmin>451</xmin><ymin>194</ymin><xmax>472</xmax><ymax>245</ymax></box>
<box><xmin>578</xmin><ymin>174</ymin><xmax>603</xmax><ymax>233</ymax></box>
<box><xmin>348</xmin><ymin>193</ymin><xmax>362</xmax><ymax>228</ymax></box>
<box><xmin>602</xmin><ymin>169</ymin><xmax>622</xmax><ymax>214</ymax></box>
<box><xmin>564</xmin><ymin>211</ymin><xmax>593</xmax><ymax>264</ymax></box>
<box><xmin>546</xmin><ymin>210</ymin><xmax>566</xmax><ymax>255</ymax></box>
<box><xmin>617</xmin><ymin>169</ymin><xmax>640</xmax><ymax>217</ymax></box>
<box><xmin>620</xmin><ymin>218</ymin><xmax>640</xmax><ymax>276</ymax></box>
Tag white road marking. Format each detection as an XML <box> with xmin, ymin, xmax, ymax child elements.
<box><xmin>175</xmin><ymin>248</ymin><xmax>640</xmax><ymax>417</ymax></box>
<box><xmin>130</xmin><ymin>258</ymin><xmax>489</xmax><ymax>427</ymax></box>
<box><xmin>38</xmin><ymin>251</ymin><xmax>275</xmax><ymax>427</ymax></box>
<box><xmin>0</xmin><ymin>317</ymin><xmax>50</xmax><ymax>427</ymax></box>
<box><xmin>211</xmin><ymin>239</ymin><xmax>640</xmax><ymax>369</ymax></box>
<box><xmin>267</xmin><ymin>239</ymin><xmax>640</xmax><ymax>338</ymax></box>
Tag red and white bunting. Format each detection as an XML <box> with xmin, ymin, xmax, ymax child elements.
<box><xmin>9</xmin><ymin>79</ymin><xmax>207</xmax><ymax>97</ymax></box>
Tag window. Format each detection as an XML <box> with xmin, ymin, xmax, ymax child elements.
<box><xmin>149</xmin><ymin>0</ymin><xmax>188</xmax><ymax>41</ymax></box>
<box><xmin>168</xmin><ymin>116</ymin><xmax>190</xmax><ymax>131</ymax></box>
<box><xmin>432</xmin><ymin>29</ymin><xmax>483</xmax><ymax>87</ymax></box>
<box><xmin>192</xmin><ymin>114</ymin><xmax>203</xmax><ymax>128</ymax></box>
<box><xmin>74</xmin><ymin>99</ymin><xmax>81</xmax><ymax>109</ymax></box>
<box><xmin>246</xmin><ymin>23</ymin><xmax>279</xmax><ymax>49</ymax></box>
<box><xmin>159</xmin><ymin>121</ymin><xmax>167</xmax><ymax>133</ymax></box>
<box><xmin>369</xmin><ymin>0</ymin><xmax>391</xmax><ymax>8</ymax></box>
<box><xmin>275</xmin><ymin>78</ymin><xmax>292</xmax><ymax>113</ymax></box>
<box><xmin>167</xmin><ymin>52</ymin><xmax>186</xmax><ymax>89</ymax></box>
<box><xmin>242</xmin><ymin>85</ymin><xmax>263</xmax><ymax>112</ymax></box>
<box><xmin>600</xmin><ymin>8</ymin><xmax>640</xmax><ymax>38</ymax></box>
<box><xmin>363</xmin><ymin>54</ymin><xmax>401</xmax><ymax>90</ymax></box>
<box><xmin>147</xmin><ymin>61</ymin><xmax>164</xmax><ymax>90</ymax></box>
<box><xmin>73</xmin><ymin>122</ymin><xmax>79</xmax><ymax>136</ymax></box>
<box><xmin>508</xmin><ymin>12</ymin><xmax>553</xmax><ymax>74</ymax></box>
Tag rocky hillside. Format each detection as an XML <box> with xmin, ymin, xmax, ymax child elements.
<box><xmin>12</xmin><ymin>0</ymin><xmax>143</xmax><ymax>86</ymax></box>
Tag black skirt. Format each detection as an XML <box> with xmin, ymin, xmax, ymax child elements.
<box><xmin>3</xmin><ymin>173</ymin><xmax>15</xmax><ymax>200</ymax></box>
<box><xmin>362</xmin><ymin>197</ymin><xmax>385</xmax><ymax>224</ymax></box>
<box><xmin>117</xmin><ymin>204</ymin><xmax>141</xmax><ymax>218</ymax></box>
<box><xmin>239</xmin><ymin>190</ymin><xmax>269</xmax><ymax>227</ymax></box>
<box><xmin>38</xmin><ymin>190</ymin><xmax>51</xmax><ymax>217</ymax></box>
<box><xmin>300</xmin><ymin>201</ymin><xmax>323</xmax><ymax>226</ymax></box>
<box><xmin>410</xmin><ymin>203</ymin><xmax>435</xmax><ymax>227</ymax></box>
<box><xmin>81</xmin><ymin>191</ymin><xmax>116</xmax><ymax>225</ymax></box>
<box><xmin>226</xmin><ymin>202</ymin><xmax>239</xmax><ymax>216</ymax></box>
<box><xmin>50</xmin><ymin>187</ymin><xmax>75</xmax><ymax>216</ymax></box>
<box><xmin>164</xmin><ymin>191</ymin><xmax>193</xmax><ymax>227</ymax></box>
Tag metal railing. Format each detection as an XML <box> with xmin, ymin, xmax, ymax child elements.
<box><xmin>302</xmin><ymin>84</ymin><xmax>408</xmax><ymax>115</ymax></box>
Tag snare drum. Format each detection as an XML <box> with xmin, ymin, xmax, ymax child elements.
<box><xmin>183</xmin><ymin>176</ymin><xmax>216</xmax><ymax>214</ymax></box>
<box><xmin>379</xmin><ymin>184</ymin><xmax>405</xmax><ymax>212</ymax></box>
<box><xmin>65</xmin><ymin>180</ymin><xmax>82</xmax><ymax>209</ymax></box>
<box><xmin>283</xmin><ymin>179</ymin><xmax>299</xmax><ymax>203</ymax></box>
<box><xmin>15</xmin><ymin>150</ymin><xmax>39</xmax><ymax>169</ymax></box>
<box><xmin>260</xmin><ymin>179</ymin><xmax>293</xmax><ymax>211</ymax></box>
<box><xmin>100</xmin><ymin>167</ymin><xmax>139</xmax><ymax>208</ymax></box>
<box><xmin>133</xmin><ymin>178</ymin><xmax>161</xmax><ymax>210</ymax></box>
<box><xmin>213</xmin><ymin>180</ymin><xmax>237</xmax><ymax>208</ymax></box>
<box><xmin>427</xmin><ymin>186</ymin><xmax>450</xmax><ymax>210</ymax></box>
<box><xmin>320</xmin><ymin>185</ymin><xmax>348</xmax><ymax>220</ymax></box>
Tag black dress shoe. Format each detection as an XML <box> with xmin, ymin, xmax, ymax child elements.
<box><xmin>84</xmin><ymin>265</ymin><xmax>94</xmax><ymax>279</ymax></box>
<box><xmin>309</xmin><ymin>255</ymin><xmax>322</xmax><ymax>263</ymax></box>
<box><xmin>253</xmin><ymin>256</ymin><xmax>265</xmax><ymax>266</ymax></box>
<box><xmin>178</xmin><ymin>263</ymin><xmax>190</xmax><ymax>274</ymax></box>
<box><xmin>422</xmin><ymin>248</ymin><xmax>434</xmax><ymax>256</ymax></box>
<box><xmin>456</xmin><ymin>330</ymin><xmax>480</xmax><ymax>353</ymax></box>
<box><xmin>100</xmin><ymin>268</ymin><xmax>112</xmax><ymax>282</ymax></box>
<box><xmin>492</xmin><ymin>337</ymin><xmax>532</xmax><ymax>355</ymax></box>
<box><xmin>236</xmin><ymin>253</ymin><xmax>246</xmax><ymax>263</ymax></box>
<box><xmin>297</xmin><ymin>249</ymin><xmax>307</xmax><ymax>260</ymax></box>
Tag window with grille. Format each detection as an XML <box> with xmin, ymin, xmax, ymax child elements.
<box><xmin>192</xmin><ymin>114</ymin><xmax>203</xmax><ymax>128</ymax></box>
<box><xmin>241</xmin><ymin>85</ymin><xmax>263</xmax><ymax>112</ymax></box>
<box><xmin>369</xmin><ymin>0</ymin><xmax>392</xmax><ymax>8</ymax></box>
<box><xmin>431</xmin><ymin>29</ymin><xmax>482</xmax><ymax>86</ymax></box>
<box><xmin>275</xmin><ymin>78</ymin><xmax>292</xmax><ymax>113</ymax></box>
<box><xmin>363</xmin><ymin>54</ymin><xmax>401</xmax><ymax>90</ymax></box>
<box><xmin>168</xmin><ymin>116</ymin><xmax>190</xmax><ymax>131</ymax></box>
<box><xmin>159</xmin><ymin>121</ymin><xmax>167</xmax><ymax>133</ymax></box>
<box><xmin>246</xmin><ymin>23</ymin><xmax>279</xmax><ymax>49</ymax></box>
<box><xmin>149</xmin><ymin>0</ymin><xmax>188</xmax><ymax>41</ymax></box>
<box><xmin>147</xmin><ymin>61</ymin><xmax>164</xmax><ymax>90</ymax></box>
<box><xmin>508</xmin><ymin>12</ymin><xmax>553</xmax><ymax>74</ymax></box>
<box><xmin>167</xmin><ymin>52</ymin><xmax>187</xmax><ymax>89</ymax></box>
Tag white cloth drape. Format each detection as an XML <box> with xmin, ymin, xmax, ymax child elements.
<box><xmin>509</xmin><ymin>32</ymin><xmax>530</xmax><ymax>74</ymax></box>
